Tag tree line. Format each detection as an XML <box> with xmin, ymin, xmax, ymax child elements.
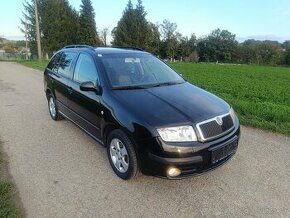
<box><xmin>21</xmin><ymin>0</ymin><xmax>290</xmax><ymax>66</ymax></box>
<box><xmin>21</xmin><ymin>0</ymin><xmax>101</xmax><ymax>57</ymax></box>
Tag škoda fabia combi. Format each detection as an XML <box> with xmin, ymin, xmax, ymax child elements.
<box><xmin>44</xmin><ymin>45</ymin><xmax>240</xmax><ymax>180</ymax></box>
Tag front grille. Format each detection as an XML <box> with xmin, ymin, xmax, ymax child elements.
<box><xmin>197</xmin><ymin>114</ymin><xmax>234</xmax><ymax>141</ymax></box>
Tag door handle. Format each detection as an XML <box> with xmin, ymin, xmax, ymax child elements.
<box><xmin>67</xmin><ymin>87</ymin><xmax>73</xmax><ymax>94</ymax></box>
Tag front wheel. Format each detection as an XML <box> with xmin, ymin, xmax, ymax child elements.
<box><xmin>107</xmin><ymin>129</ymin><xmax>140</xmax><ymax>180</ymax></box>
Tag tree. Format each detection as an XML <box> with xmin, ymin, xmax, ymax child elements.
<box><xmin>282</xmin><ymin>41</ymin><xmax>290</xmax><ymax>65</ymax></box>
<box><xmin>21</xmin><ymin>0</ymin><xmax>80</xmax><ymax>57</ymax></box>
<box><xmin>111</xmin><ymin>0</ymin><xmax>153</xmax><ymax>50</ymax></box>
<box><xmin>79</xmin><ymin>0</ymin><xmax>101</xmax><ymax>46</ymax></box>
<box><xmin>38</xmin><ymin>0</ymin><xmax>79</xmax><ymax>56</ymax></box>
<box><xmin>100</xmin><ymin>27</ymin><xmax>109</xmax><ymax>46</ymax></box>
<box><xmin>20</xmin><ymin>0</ymin><xmax>37</xmax><ymax>55</ymax></box>
<box><xmin>147</xmin><ymin>23</ymin><xmax>161</xmax><ymax>55</ymax></box>
<box><xmin>238</xmin><ymin>40</ymin><xmax>282</xmax><ymax>65</ymax></box>
<box><xmin>176</xmin><ymin>34</ymin><xmax>197</xmax><ymax>62</ymax></box>
<box><xmin>160</xmin><ymin>19</ymin><xmax>178</xmax><ymax>59</ymax></box>
<box><xmin>197</xmin><ymin>28</ymin><xmax>237</xmax><ymax>63</ymax></box>
<box><xmin>160</xmin><ymin>19</ymin><xmax>177</xmax><ymax>42</ymax></box>
<box><xmin>112</xmin><ymin>0</ymin><xmax>133</xmax><ymax>46</ymax></box>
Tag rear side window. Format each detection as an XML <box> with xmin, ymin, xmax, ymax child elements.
<box><xmin>73</xmin><ymin>54</ymin><xmax>98</xmax><ymax>85</ymax></box>
<box><xmin>47</xmin><ymin>52</ymin><xmax>61</xmax><ymax>72</ymax></box>
<box><xmin>58</xmin><ymin>52</ymin><xmax>78</xmax><ymax>78</ymax></box>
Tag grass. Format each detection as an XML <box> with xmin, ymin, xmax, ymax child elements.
<box><xmin>17</xmin><ymin>60</ymin><xmax>48</xmax><ymax>71</ymax></box>
<box><xmin>0</xmin><ymin>183</ymin><xmax>20</xmax><ymax>218</ymax></box>
<box><xmin>0</xmin><ymin>143</ymin><xmax>21</xmax><ymax>218</ymax></box>
<box><xmin>17</xmin><ymin>60</ymin><xmax>290</xmax><ymax>135</ymax></box>
<box><xmin>171</xmin><ymin>63</ymin><xmax>290</xmax><ymax>135</ymax></box>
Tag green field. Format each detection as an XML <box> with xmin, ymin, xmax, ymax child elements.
<box><xmin>18</xmin><ymin>60</ymin><xmax>290</xmax><ymax>135</ymax></box>
<box><xmin>171</xmin><ymin>63</ymin><xmax>290</xmax><ymax>135</ymax></box>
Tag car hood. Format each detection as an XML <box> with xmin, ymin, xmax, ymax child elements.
<box><xmin>112</xmin><ymin>82</ymin><xmax>230</xmax><ymax>127</ymax></box>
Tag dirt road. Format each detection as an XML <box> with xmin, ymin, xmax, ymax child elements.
<box><xmin>0</xmin><ymin>62</ymin><xmax>289</xmax><ymax>218</ymax></box>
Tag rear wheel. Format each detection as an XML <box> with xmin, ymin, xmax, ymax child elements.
<box><xmin>107</xmin><ymin>129</ymin><xmax>139</xmax><ymax>180</ymax></box>
<box><xmin>48</xmin><ymin>94</ymin><xmax>62</xmax><ymax>121</ymax></box>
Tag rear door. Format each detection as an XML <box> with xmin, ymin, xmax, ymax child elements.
<box><xmin>66</xmin><ymin>53</ymin><xmax>103</xmax><ymax>140</ymax></box>
<box><xmin>53</xmin><ymin>51</ymin><xmax>78</xmax><ymax>113</ymax></box>
<box><xmin>45</xmin><ymin>51</ymin><xmax>61</xmax><ymax>92</ymax></box>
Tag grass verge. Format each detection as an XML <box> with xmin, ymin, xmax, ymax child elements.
<box><xmin>0</xmin><ymin>141</ymin><xmax>21</xmax><ymax>218</ymax></box>
<box><xmin>17</xmin><ymin>60</ymin><xmax>48</xmax><ymax>71</ymax></box>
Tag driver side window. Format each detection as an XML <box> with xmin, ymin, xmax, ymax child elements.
<box><xmin>74</xmin><ymin>54</ymin><xmax>98</xmax><ymax>85</ymax></box>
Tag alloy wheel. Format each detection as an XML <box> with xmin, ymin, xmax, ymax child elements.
<box><xmin>109</xmin><ymin>138</ymin><xmax>129</xmax><ymax>173</ymax></box>
<box><xmin>49</xmin><ymin>97</ymin><xmax>56</xmax><ymax>118</ymax></box>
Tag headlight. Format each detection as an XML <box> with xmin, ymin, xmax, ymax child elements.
<box><xmin>229</xmin><ymin>107</ymin><xmax>237</xmax><ymax>122</ymax></box>
<box><xmin>157</xmin><ymin>126</ymin><xmax>197</xmax><ymax>142</ymax></box>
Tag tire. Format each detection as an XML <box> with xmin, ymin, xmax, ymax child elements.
<box><xmin>107</xmin><ymin>129</ymin><xmax>139</xmax><ymax>180</ymax></box>
<box><xmin>47</xmin><ymin>94</ymin><xmax>62</xmax><ymax>121</ymax></box>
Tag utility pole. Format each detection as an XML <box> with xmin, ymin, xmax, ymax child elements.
<box><xmin>34</xmin><ymin>0</ymin><xmax>42</xmax><ymax>60</ymax></box>
<box><xmin>25</xmin><ymin>18</ymin><xmax>28</xmax><ymax>60</ymax></box>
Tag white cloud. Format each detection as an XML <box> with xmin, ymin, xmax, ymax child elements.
<box><xmin>236</xmin><ymin>35</ymin><xmax>289</xmax><ymax>43</ymax></box>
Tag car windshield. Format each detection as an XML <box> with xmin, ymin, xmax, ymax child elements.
<box><xmin>99</xmin><ymin>53</ymin><xmax>185</xmax><ymax>89</ymax></box>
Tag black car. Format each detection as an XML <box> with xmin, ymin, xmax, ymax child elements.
<box><xmin>44</xmin><ymin>45</ymin><xmax>240</xmax><ymax>180</ymax></box>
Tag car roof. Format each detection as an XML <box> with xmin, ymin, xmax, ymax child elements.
<box><xmin>95</xmin><ymin>47</ymin><xmax>147</xmax><ymax>54</ymax></box>
<box><xmin>60</xmin><ymin>45</ymin><xmax>148</xmax><ymax>55</ymax></box>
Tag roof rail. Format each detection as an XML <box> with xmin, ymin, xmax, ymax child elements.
<box><xmin>63</xmin><ymin>45</ymin><xmax>95</xmax><ymax>50</ymax></box>
<box><xmin>112</xmin><ymin>46</ymin><xmax>145</xmax><ymax>51</ymax></box>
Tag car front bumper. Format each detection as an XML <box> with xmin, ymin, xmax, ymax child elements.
<box><xmin>139</xmin><ymin>124</ymin><xmax>240</xmax><ymax>179</ymax></box>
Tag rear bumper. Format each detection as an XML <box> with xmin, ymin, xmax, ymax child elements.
<box><xmin>139</xmin><ymin>124</ymin><xmax>240</xmax><ymax>179</ymax></box>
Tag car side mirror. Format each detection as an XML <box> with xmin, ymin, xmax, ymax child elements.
<box><xmin>80</xmin><ymin>81</ymin><xmax>100</xmax><ymax>95</ymax></box>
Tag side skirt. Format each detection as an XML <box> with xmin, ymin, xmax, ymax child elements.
<box><xmin>58</xmin><ymin>110</ymin><xmax>105</xmax><ymax>146</ymax></box>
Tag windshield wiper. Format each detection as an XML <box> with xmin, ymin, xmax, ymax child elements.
<box><xmin>112</xmin><ymin>81</ymin><xmax>185</xmax><ymax>90</ymax></box>
<box><xmin>112</xmin><ymin>85</ymin><xmax>148</xmax><ymax>90</ymax></box>
<box><xmin>152</xmin><ymin>81</ymin><xmax>184</xmax><ymax>87</ymax></box>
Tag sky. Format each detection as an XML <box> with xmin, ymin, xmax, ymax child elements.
<box><xmin>1</xmin><ymin>0</ymin><xmax>290</xmax><ymax>42</ymax></box>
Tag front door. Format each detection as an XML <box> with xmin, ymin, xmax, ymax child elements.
<box><xmin>66</xmin><ymin>53</ymin><xmax>103</xmax><ymax>140</ymax></box>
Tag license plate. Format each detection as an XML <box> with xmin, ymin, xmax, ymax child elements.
<box><xmin>211</xmin><ymin>138</ymin><xmax>238</xmax><ymax>164</ymax></box>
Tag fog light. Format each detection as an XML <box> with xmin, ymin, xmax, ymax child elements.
<box><xmin>167</xmin><ymin>167</ymin><xmax>181</xmax><ymax>177</ymax></box>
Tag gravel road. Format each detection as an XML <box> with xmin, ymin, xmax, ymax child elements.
<box><xmin>0</xmin><ymin>61</ymin><xmax>289</xmax><ymax>218</ymax></box>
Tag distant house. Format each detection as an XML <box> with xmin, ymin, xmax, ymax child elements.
<box><xmin>0</xmin><ymin>49</ymin><xmax>5</xmax><ymax>56</ymax></box>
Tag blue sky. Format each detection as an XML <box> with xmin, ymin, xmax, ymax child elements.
<box><xmin>1</xmin><ymin>0</ymin><xmax>290</xmax><ymax>42</ymax></box>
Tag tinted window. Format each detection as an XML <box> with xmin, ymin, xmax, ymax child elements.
<box><xmin>58</xmin><ymin>52</ymin><xmax>77</xmax><ymax>78</ymax></box>
<box><xmin>73</xmin><ymin>54</ymin><xmax>98</xmax><ymax>85</ymax></box>
<box><xmin>47</xmin><ymin>52</ymin><xmax>61</xmax><ymax>72</ymax></box>
<box><xmin>100</xmin><ymin>53</ymin><xmax>184</xmax><ymax>88</ymax></box>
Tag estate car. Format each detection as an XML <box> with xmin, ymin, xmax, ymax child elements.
<box><xmin>44</xmin><ymin>45</ymin><xmax>240</xmax><ymax>180</ymax></box>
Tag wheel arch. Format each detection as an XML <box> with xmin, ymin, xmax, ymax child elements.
<box><xmin>45</xmin><ymin>88</ymin><xmax>54</xmax><ymax>100</ymax></box>
<box><xmin>102</xmin><ymin>123</ymin><xmax>139</xmax><ymax>150</ymax></box>
<box><xmin>102</xmin><ymin>123</ymin><xmax>120</xmax><ymax>146</ymax></box>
